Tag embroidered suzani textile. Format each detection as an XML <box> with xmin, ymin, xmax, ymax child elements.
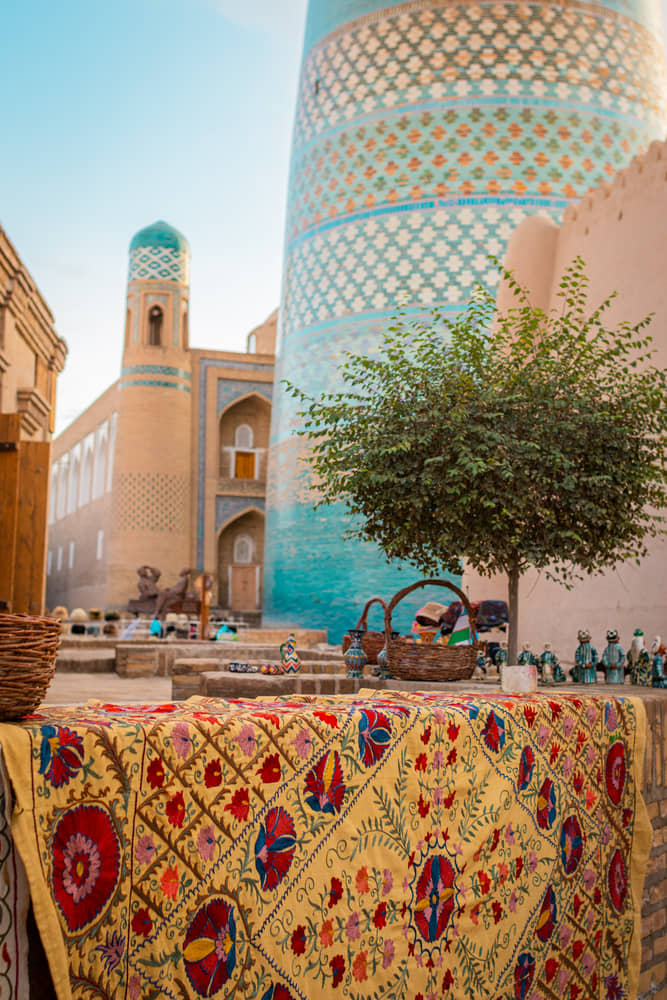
<box><xmin>0</xmin><ymin>691</ymin><xmax>651</xmax><ymax>1000</ymax></box>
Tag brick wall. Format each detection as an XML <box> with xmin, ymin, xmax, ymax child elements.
<box><xmin>639</xmin><ymin>690</ymin><xmax>667</xmax><ymax>1000</ymax></box>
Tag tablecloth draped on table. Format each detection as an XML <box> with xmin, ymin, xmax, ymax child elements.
<box><xmin>0</xmin><ymin>690</ymin><xmax>652</xmax><ymax>1000</ymax></box>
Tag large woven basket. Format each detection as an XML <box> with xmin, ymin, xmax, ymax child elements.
<box><xmin>384</xmin><ymin>579</ymin><xmax>478</xmax><ymax>682</ymax></box>
<box><xmin>341</xmin><ymin>596</ymin><xmax>388</xmax><ymax>665</ymax></box>
<box><xmin>0</xmin><ymin>613</ymin><xmax>61</xmax><ymax>720</ymax></box>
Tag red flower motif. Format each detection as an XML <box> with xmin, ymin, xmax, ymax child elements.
<box><xmin>330</xmin><ymin>954</ymin><xmax>345</xmax><ymax>988</ymax></box>
<box><xmin>373</xmin><ymin>902</ymin><xmax>387</xmax><ymax>929</ymax></box>
<box><xmin>258</xmin><ymin>753</ymin><xmax>282</xmax><ymax>784</ymax></box>
<box><xmin>160</xmin><ymin>865</ymin><xmax>179</xmax><ymax>900</ymax></box>
<box><xmin>418</xmin><ymin>793</ymin><xmax>430</xmax><ymax>818</ymax></box>
<box><xmin>52</xmin><ymin>805</ymin><xmax>120</xmax><ymax>932</ymax></box>
<box><xmin>447</xmin><ymin>748</ymin><xmax>457</xmax><ymax>766</ymax></box>
<box><xmin>291</xmin><ymin>924</ymin><xmax>306</xmax><ymax>955</ymax></box>
<box><xmin>204</xmin><ymin>759</ymin><xmax>222</xmax><ymax>787</ymax></box>
<box><xmin>328</xmin><ymin>876</ymin><xmax>343</xmax><ymax>908</ymax></box>
<box><xmin>421</xmin><ymin>727</ymin><xmax>431</xmax><ymax>745</ymax></box>
<box><xmin>447</xmin><ymin>721</ymin><xmax>459</xmax><ymax>741</ymax></box>
<box><xmin>523</xmin><ymin>706</ymin><xmax>536</xmax><ymax>727</ymax></box>
<box><xmin>146</xmin><ymin>757</ymin><xmax>165</xmax><ymax>789</ymax></box>
<box><xmin>355</xmin><ymin>866</ymin><xmax>370</xmax><ymax>893</ymax></box>
<box><xmin>442</xmin><ymin>970</ymin><xmax>454</xmax><ymax>991</ymax></box>
<box><xmin>548</xmin><ymin>701</ymin><xmax>562</xmax><ymax>722</ymax></box>
<box><xmin>492</xmin><ymin>900</ymin><xmax>503</xmax><ymax>924</ymax></box>
<box><xmin>478</xmin><ymin>871</ymin><xmax>491</xmax><ymax>894</ymax></box>
<box><xmin>183</xmin><ymin>898</ymin><xmax>236</xmax><ymax>994</ymax></box>
<box><xmin>415</xmin><ymin>753</ymin><xmax>428</xmax><ymax>772</ymax></box>
<box><xmin>481</xmin><ymin>711</ymin><xmax>505</xmax><ymax>753</ymax></box>
<box><xmin>224</xmin><ymin>787</ymin><xmax>250</xmax><ymax>822</ymax></box>
<box><xmin>39</xmin><ymin>726</ymin><xmax>85</xmax><ymax>788</ymax></box>
<box><xmin>166</xmin><ymin>791</ymin><xmax>185</xmax><ymax>828</ymax></box>
<box><xmin>490</xmin><ymin>828</ymin><xmax>500</xmax><ymax>851</ymax></box>
<box><xmin>545</xmin><ymin>958</ymin><xmax>559</xmax><ymax>982</ymax></box>
<box><xmin>132</xmin><ymin>907</ymin><xmax>153</xmax><ymax>938</ymax></box>
<box><xmin>550</xmin><ymin>742</ymin><xmax>561</xmax><ymax>765</ymax></box>
<box><xmin>255</xmin><ymin>711</ymin><xmax>281</xmax><ymax>728</ymax></box>
<box><xmin>314</xmin><ymin>711</ymin><xmax>339</xmax><ymax>728</ymax></box>
<box><xmin>515</xmin><ymin>856</ymin><xmax>523</xmax><ymax>879</ymax></box>
<box><xmin>443</xmin><ymin>790</ymin><xmax>455</xmax><ymax>808</ymax></box>
<box><xmin>254</xmin><ymin>806</ymin><xmax>296</xmax><ymax>891</ymax></box>
<box><xmin>573</xmin><ymin>771</ymin><xmax>584</xmax><ymax>794</ymax></box>
<box><xmin>305</xmin><ymin>751</ymin><xmax>346</xmax><ymax>815</ymax></box>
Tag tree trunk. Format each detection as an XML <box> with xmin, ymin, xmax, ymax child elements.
<box><xmin>507</xmin><ymin>563</ymin><xmax>520</xmax><ymax>664</ymax></box>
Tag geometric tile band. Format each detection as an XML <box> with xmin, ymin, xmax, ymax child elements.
<box><xmin>264</xmin><ymin>0</ymin><xmax>667</xmax><ymax>641</ymax></box>
<box><xmin>119</xmin><ymin>379</ymin><xmax>191</xmax><ymax>393</ymax></box>
<box><xmin>128</xmin><ymin>246</ymin><xmax>190</xmax><ymax>284</ymax></box>
<box><xmin>121</xmin><ymin>365</ymin><xmax>192</xmax><ymax>380</ymax></box>
<box><xmin>113</xmin><ymin>473</ymin><xmax>188</xmax><ymax>533</ymax></box>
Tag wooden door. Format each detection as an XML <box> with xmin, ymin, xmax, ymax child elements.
<box><xmin>234</xmin><ymin>451</ymin><xmax>255</xmax><ymax>479</ymax></box>
<box><xmin>231</xmin><ymin>566</ymin><xmax>256</xmax><ymax>611</ymax></box>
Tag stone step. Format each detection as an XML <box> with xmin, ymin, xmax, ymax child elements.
<box><xmin>56</xmin><ymin>649</ymin><xmax>117</xmax><ymax>673</ymax></box>
<box><xmin>173</xmin><ymin>671</ymin><xmax>385</xmax><ymax>701</ymax></box>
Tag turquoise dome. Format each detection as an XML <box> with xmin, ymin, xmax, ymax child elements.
<box><xmin>129</xmin><ymin>220</ymin><xmax>189</xmax><ymax>254</ymax></box>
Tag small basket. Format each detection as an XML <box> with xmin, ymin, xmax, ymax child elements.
<box><xmin>384</xmin><ymin>579</ymin><xmax>478</xmax><ymax>683</ymax></box>
<box><xmin>341</xmin><ymin>596</ymin><xmax>388</xmax><ymax>665</ymax></box>
<box><xmin>0</xmin><ymin>613</ymin><xmax>61</xmax><ymax>720</ymax></box>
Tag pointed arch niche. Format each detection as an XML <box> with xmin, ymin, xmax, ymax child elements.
<box><xmin>218</xmin><ymin>393</ymin><xmax>271</xmax><ymax>481</ymax></box>
<box><xmin>217</xmin><ymin>508</ymin><xmax>265</xmax><ymax>611</ymax></box>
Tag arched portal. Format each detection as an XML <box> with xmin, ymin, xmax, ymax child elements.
<box><xmin>217</xmin><ymin>508</ymin><xmax>265</xmax><ymax>611</ymax></box>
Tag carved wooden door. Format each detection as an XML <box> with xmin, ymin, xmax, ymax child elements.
<box><xmin>231</xmin><ymin>566</ymin><xmax>257</xmax><ymax>610</ymax></box>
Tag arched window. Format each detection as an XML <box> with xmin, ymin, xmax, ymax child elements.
<box><xmin>235</xmin><ymin>425</ymin><xmax>253</xmax><ymax>449</ymax></box>
<box><xmin>234</xmin><ymin>534</ymin><xmax>253</xmax><ymax>563</ymax></box>
<box><xmin>148</xmin><ymin>306</ymin><xmax>163</xmax><ymax>346</ymax></box>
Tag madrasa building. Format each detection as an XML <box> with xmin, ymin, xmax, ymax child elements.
<box><xmin>48</xmin><ymin>0</ymin><xmax>667</xmax><ymax>653</ymax></box>
<box><xmin>46</xmin><ymin>222</ymin><xmax>275</xmax><ymax>617</ymax></box>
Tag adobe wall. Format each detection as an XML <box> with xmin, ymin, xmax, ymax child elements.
<box><xmin>469</xmin><ymin>139</ymin><xmax>667</xmax><ymax>662</ymax></box>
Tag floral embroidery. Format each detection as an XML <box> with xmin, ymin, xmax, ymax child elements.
<box><xmin>52</xmin><ymin>805</ymin><xmax>120</xmax><ymax>932</ymax></box>
<box><xmin>39</xmin><ymin>726</ymin><xmax>84</xmax><ymax>787</ymax></box>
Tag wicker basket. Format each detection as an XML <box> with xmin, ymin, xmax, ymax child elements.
<box><xmin>0</xmin><ymin>613</ymin><xmax>61</xmax><ymax>720</ymax></box>
<box><xmin>384</xmin><ymin>579</ymin><xmax>478</xmax><ymax>682</ymax></box>
<box><xmin>341</xmin><ymin>596</ymin><xmax>388</xmax><ymax>665</ymax></box>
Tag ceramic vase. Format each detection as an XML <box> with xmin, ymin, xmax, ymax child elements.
<box><xmin>344</xmin><ymin>629</ymin><xmax>367</xmax><ymax>678</ymax></box>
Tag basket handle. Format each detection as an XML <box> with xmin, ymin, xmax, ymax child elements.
<box><xmin>384</xmin><ymin>578</ymin><xmax>477</xmax><ymax>642</ymax></box>
<box><xmin>355</xmin><ymin>596</ymin><xmax>388</xmax><ymax>631</ymax></box>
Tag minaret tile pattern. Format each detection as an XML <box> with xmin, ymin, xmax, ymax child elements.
<box><xmin>264</xmin><ymin>0</ymin><xmax>667</xmax><ymax>640</ymax></box>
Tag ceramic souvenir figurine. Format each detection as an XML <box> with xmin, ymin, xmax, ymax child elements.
<box><xmin>517</xmin><ymin>643</ymin><xmax>537</xmax><ymax>667</ymax></box>
<box><xmin>280</xmin><ymin>633</ymin><xmax>301</xmax><ymax>674</ymax></box>
<box><xmin>494</xmin><ymin>642</ymin><xmax>508</xmax><ymax>683</ymax></box>
<box><xmin>601</xmin><ymin>629</ymin><xmax>625</xmax><ymax>684</ymax></box>
<box><xmin>571</xmin><ymin>629</ymin><xmax>598</xmax><ymax>684</ymax></box>
<box><xmin>627</xmin><ymin>629</ymin><xmax>651</xmax><ymax>685</ymax></box>
<box><xmin>650</xmin><ymin>636</ymin><xmax>667</xmax><ymax>688</ymax></box>
<box><xmin>539</xmin><ymin>643</ymin><xmax>564</xmax><ymax>684</ymax></box>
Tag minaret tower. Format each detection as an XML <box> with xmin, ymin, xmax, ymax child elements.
<box><xmin>106</xmin><ymin>221</ymin><xmax>193</xmax><ymax>601</ymax></box>
<box><xmin>265</xmin><ymin>0</ymin><xmax>667</xmax><ymax>640</ymax></box>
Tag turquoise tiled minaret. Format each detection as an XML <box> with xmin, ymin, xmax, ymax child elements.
<box><xmin>264</xmin><ymin>0</ymin><xmax>667</xmax><ymax>641</ymax></box>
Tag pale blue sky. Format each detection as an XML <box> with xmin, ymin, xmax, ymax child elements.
<box><xmin>3</xmin><ymin>0</ymin><xmax>307</xmax><ymax>431</ymax></box>
<box><xmin>3</xmin><ymin>0</ymin><xmax>666</xmax><ymax>433</ymax></box>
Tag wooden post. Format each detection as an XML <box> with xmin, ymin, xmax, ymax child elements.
<box><xmin>0</xmin><ymin>415</ymin><xmax>21</xmax><ymax>611</ymax></box>
<box><xmin>13</xmin><ymin>441</ymin><xmax>50</xmax><ymax>614</ymax></box>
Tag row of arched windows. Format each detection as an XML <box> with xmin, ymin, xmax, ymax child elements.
<box><xmin>50</xmin><ymin>414</ymin><xmax>116</xmax><ymax>523</ymax></box>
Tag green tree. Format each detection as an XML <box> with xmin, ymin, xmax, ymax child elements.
<box><xmin>284</xmin><ymin>259</ymin><xmax>667</xmax><ymax>663</ymax></box>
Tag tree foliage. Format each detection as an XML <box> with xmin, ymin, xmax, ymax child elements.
<box><xmin>284</xmin><ymin>258</ymin><xmax>667</xmax><ymax>661</ymax></box>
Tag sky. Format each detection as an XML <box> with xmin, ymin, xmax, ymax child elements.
<box><xmin>2</xmin><ymin>0</ymin><xmax>308</xmax><ymax>433</ymax></box>
<box><xmin>3</xmin><ymin>0</ymin><xmax>667</xmax><ymax>434</ymax></box>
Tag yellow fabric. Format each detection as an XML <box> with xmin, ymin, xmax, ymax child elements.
<box><xmin>0</xmin><ymin>690</ymin><xmax>652</xmax><ymax>1000</ymax></box>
